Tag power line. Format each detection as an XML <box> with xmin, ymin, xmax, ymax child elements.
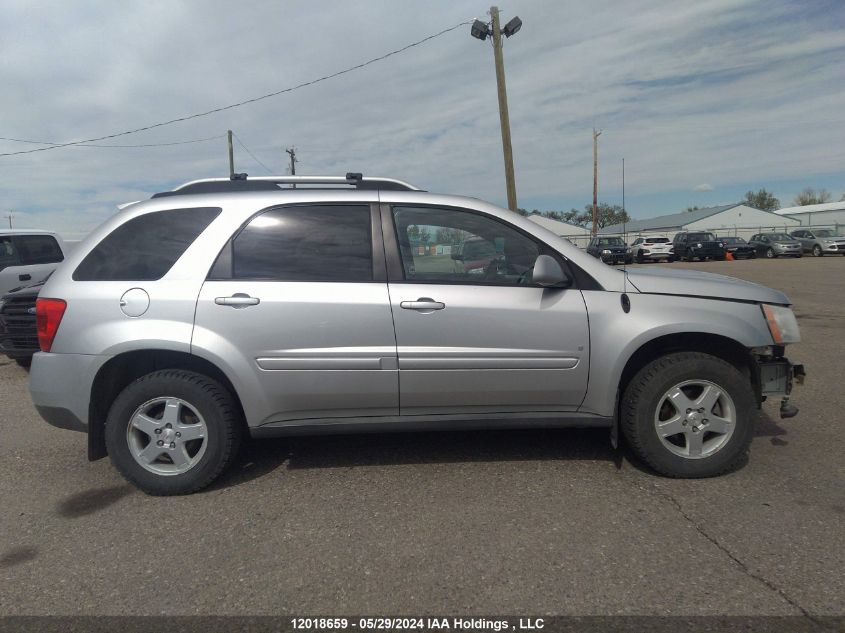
<box><xmin>232</xmin><ymin>132</ymin><xmax>274</xmax><ymax>174</ymax></box>
<box><xmin>0</xmin><ymin>20</ymin><xmax>472</xmax><ymax>159</ymax></box>
<box><xmin>0</xmin><ymin>134</ymin><xmax>226</xmax><ymax>148</ymax></box>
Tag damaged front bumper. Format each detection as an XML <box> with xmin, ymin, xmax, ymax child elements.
<box><xmin>755</xmin><ymin>355</ymin><xmax>806</xmax><ymax>419</ymax></box>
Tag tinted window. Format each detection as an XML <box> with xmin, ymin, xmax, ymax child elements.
<box><xmin>645</xmin><ymin>237</ymin><xmax>669</xmax><ymax>243</ymax></box>
<box><xmin>392</xmin><ymin>206</ymin><xmax>540</xmax><ymax>286</ymax></box>
<box><xmin>232</xmin><ymin>205</ymin><xmax>372</xmax><ymax>281</ymax></box>
<box><xmin>687</xmin><ymin>232</ymin><xmax>716</xmax><ymax>241</ymax></box>
<box><xmin>74</xmin><ymin>207</ymin><xmax>220</xmax><ymax>281</ymax></box>
<box><xmin>0</xmin><ymin>236</ymin><xmax>20</xmax><ymax>268</ymax></box>
<box><xmin>14</xmin><ymin>235</ymin><xmax>63</xmax><ymax>265</ymax></box>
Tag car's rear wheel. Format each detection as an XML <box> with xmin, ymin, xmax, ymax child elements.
<box><xmin>621</xmin><ymin>352</ymin><xmax>754</xmax><ymax>478</ymax></box>
<box><xmin>105</xmin><ymin>369</ymin><xmax>242</xmax><ymax>495</ymax></box>
<box><xmin>812</xmin><ymin>245</ymin><xmax>822</xmax><ymax>257</ymax></box>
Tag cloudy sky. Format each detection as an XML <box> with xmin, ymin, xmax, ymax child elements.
<box><xmin>1</xmin><ymin>0</ymin><xmax>843</xmax><ymax>237</ymax></box>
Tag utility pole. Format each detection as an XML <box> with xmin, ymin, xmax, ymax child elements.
<box><xmin>5</xmin><ymin>212</ymin><xmax>12</xmax><ymax>229</ymax></box>
<box><xmin>490</xmin><ymin>6</ymin><xmax>517</xmax><ymax>212</ymax></box>
<box><xmin>227</xmin><ymin>130</ymin><xmax>235</xmax><ymax>179</ymax></box>
<box><xmin>286</xmin><ymin>147</ymin><xmax>298</xmax><ymax>188</ymax></box>
<box><xmin>592</xmin><ymin>128</ymin><xmax>602</xmax><ymax>237</ymax></box>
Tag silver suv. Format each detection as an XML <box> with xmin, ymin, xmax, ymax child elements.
<box><xmin>30</xmin><ymin>174</ymin><xmax>805</xmax><ymax>495</ymax></box>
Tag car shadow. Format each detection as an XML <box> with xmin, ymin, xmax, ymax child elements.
<box><xmin>208</xmin><ymin>427</ymin><xmax>619</xmax><ymax>492</ymax></box>
<box><xmin>209</xmin><ymin>410</ymin><xmax>788</xmax><ymax>492</ymax></box>
<box><xmin>754</xmin><ymin>409</ymin><xmax>789</xmax><ymax>445</ymax></box>
<box><xmin>56</xmin><ymin>484</ymin><xmax>134</xmax><ymax>518</ymax></box>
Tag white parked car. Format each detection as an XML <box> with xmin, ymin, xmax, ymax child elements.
<box><xmin>630</xmin><ymin>236</ymin><xmax>674</xmax><ymax>263</ymax></box>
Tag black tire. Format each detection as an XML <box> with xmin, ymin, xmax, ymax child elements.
<box><xmin>105</xmin><ymin>369</ymin><xmax>242</xmax><ymax>495</ymax></box>
<box><xmin>812</xmin><ymin>245</ymin><xmax>822</xmax><ymax>257</ymax></box>
<box><xmin>766</xmin><ymin>248</ymin><xmax>776</xmax><ymax>259</ymax></box>
<box><xmin>621</xmin><ymin>352</ymin><xmax>755</xmax><ymax>478</ymax></box>
<box><xmin>636</xmin><ymin>252</ymin><xmax>644</xmax><ymax>264</ymax></box>
<box><xmin>15</xmin><ymin>357</ymin><xmax>32</xmax><ymax>368</ymax></box>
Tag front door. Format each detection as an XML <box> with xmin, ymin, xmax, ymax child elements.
<box><xmin>193</xmin><ymin>203</ymin><xmax>398</xmax><ymax>426</ymax></box>
<box><xmin>384</xmin><ymin>204</ymin><xmax>590</xmax><ymax>415</ymax></box>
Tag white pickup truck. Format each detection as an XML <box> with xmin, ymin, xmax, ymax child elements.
<box><xmin>0</xmin><ymin>230</ymin><xmax>68</xmax><ymax>295</ymax></box>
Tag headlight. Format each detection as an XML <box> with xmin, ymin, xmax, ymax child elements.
<box><xmin>601</xmin><ymin>249</ymin><xmax>611</xmax><ymax>255</ymax></box>
<box><xmin>718</xmin><ymin>242</ymin><xmax>724</xmax><ymax>247</ymax></box>
<box><xmin>0</xmin><ymin>299</ymin><xmax>5</xmax><ymax>312</ymax></box>
<box><xmin>696</xmin><ymin>243</ymin><xmax>702</xmax><ymax>248</ymax></box>
<box><xmin>761</xmin><ymin>304</ymin><xmax>800</xmax><ymax>344</ymax></box>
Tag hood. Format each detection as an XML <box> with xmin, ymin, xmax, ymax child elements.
<box><xmin>624</xmin><ymin>266</ymin><xmax>790</xmax><ymax>304</ymax></box>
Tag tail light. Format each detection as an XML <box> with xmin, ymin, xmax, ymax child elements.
<box><xmin>36</xmin><ymin>298</ymin><xmax>67</xmax><ymax>352</ymax></box>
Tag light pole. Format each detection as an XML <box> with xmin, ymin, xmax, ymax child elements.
<box><xmin>471</xmin><ymin>7</ymin><xmax>522</xmax><ymax>212</ymax></box>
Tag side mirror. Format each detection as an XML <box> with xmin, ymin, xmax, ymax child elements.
<box><xmin>532</xmin><ymin>254</ymin><xmax>570</xmax><ymax>287</ymax></box>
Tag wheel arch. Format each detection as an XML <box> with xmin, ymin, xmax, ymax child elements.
<box><xmin>87</xmin><ymin>349</ymin><xmax>245</xmax><ymax>461</ymax></box>
<box><xmin>616</xmin><ymin>332</ymin><xmax>757</xmax><ymax>415</ymax></box>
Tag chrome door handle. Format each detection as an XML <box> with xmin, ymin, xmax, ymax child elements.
<box><xmin>215</xmin><ymin>293</ymin><xmax>260</xmax><ymax>308</ymax></box>
<box><xmin>400</xmin><ymin>298</ymin><xmax>445</xmax><ymax>311</ymax></box>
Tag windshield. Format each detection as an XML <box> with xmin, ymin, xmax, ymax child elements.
<box><xmin>688</xmin><ymin>233</ymin><xmax>717</xmax><ymax>241</ymax></box>
<box><xmin>815</xmin><ymin>229</ymin><xmax>841</xmax><ymax>238</ymax></box>
<box><xmin>767</xmin><ymin>233</ymin><xmax>794</xmax><ymax>241</ymax></box>
<box><xmin>722</xmin><ymin>237</ymin><xmax>746</xmax><ymax>244</ymax></box>
<box><xmin>597</xmin><ymin>237</ymin><xmax>624</xmax><ymax>246</ymax></box>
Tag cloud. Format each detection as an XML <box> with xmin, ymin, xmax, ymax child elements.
<box><xmin>693</xmin><ymin>184</ymin><xmax>714</xmax><ymax>192</ymax></box>
<box><xmin>1</xmin><ymin>0</ymin><xmax>844</xmax><ymax>235</ymax></box>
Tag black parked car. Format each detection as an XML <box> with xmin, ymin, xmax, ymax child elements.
<box><xmin>586</xmin><ymin>236</ymin><xmax>632</xmax><ymax>265</ymax></box>
<box><xmin>0</xmin><ymin>278</ymin><xmax>44</xmax><ymax>367</ymax></box>
<box><xmin>719</xmin><ymin>236</ymin><xmax>756</xmax><ymax>259</ymax></box>
<box><xmin>672</xmin><ymin>231</ymin><xmax>726</xmax><ymax>261</ymax></box>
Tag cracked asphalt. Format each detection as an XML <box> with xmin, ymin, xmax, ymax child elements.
<box><xmin>0</xmin><ymin>257</ymin><xmax>843</xmax><ymax>616</ymax></box>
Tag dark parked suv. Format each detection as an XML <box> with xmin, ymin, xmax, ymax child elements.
<box><xmin>672</xmin><ymin>232</ymin><xmax>726</xmax><ymax>262</ymax></box>
<box><xmin>586</xmin><ymin>237</ymin><xmax>632</xmax><ymax>265</ymax></box>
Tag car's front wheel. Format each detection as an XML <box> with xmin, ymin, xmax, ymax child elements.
<box><xmin>766</xmin><ymin>248</ymin><xmax>776</xmax><ymax>259</ymax></box>
<box><xmin>105</xmin><ymin>369</ymin><xmax>242</xmax><ymax>495</ymax></box>
<box><xmin>621</xmin><ymin>352</ymin><xmax>754</xmax><ymax>478</ymax></box>
<box><xmin>812</xmin><ymin>245</ymin><xmax>822</xmax><ymax>257</ymax></box>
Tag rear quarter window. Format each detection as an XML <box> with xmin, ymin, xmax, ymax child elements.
<box><xmin>73</xmin><ymin>207</ymin><xmax>221</xmax><ymax>281</ymax></box>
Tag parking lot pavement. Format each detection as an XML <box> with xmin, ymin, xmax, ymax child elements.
<box><xmin>0</xmin><ymin>257</ymin><xmax>843</xmax><ymax>616</ymax></box>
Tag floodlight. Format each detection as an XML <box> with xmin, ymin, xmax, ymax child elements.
<box><xmin>471</xmin><ymin>19</ymin><xmax>490</xmax><ymax>41</ymax></box>
<box><xmin>502</xmin><ymin>16</ymin><xmax>522</xmax><ymax>37</ymax></box>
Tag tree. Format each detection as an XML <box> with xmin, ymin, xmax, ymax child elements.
<box><xmin>743</xmin><ymin>188</ymin><xmax>780</xmax><ymax>211</ymax></box>
<box><xmin>562</xmin><ymin>204</ymin><xmax>630</xmax><ymax>229</ymax></box>
<box><xmin>794</xmin><ymin>187</ymin><xmax>832</xmax><ymax>206</ymax></box>
<box><xmin>436</xmin><ymin>227</ymin><xmax>468</xmax><ymax>244</ymax></box>
<box><xmin>418</xmin><ymin>227</ymin><xmax>431</xmax><ymax>245</ymax></box>
<box><xmin>686</xmin><ymin>205</ymin><xmax>700</xmax><ymax>213</ymax></box>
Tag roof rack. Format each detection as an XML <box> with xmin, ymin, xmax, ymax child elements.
<box><xmin>151</xmin><ymin>173</ymin><xmax>422</xmax><ymax>198</ymax></box>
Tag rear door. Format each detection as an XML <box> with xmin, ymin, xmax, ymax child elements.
<box><xmin>193</xmin><ymin>203</ymin><xmax>398</xmax><ymax>426</ymax></box>
<box><xmin>382</xmin><ymin>204</ymin><xmax>590</xmax><ymax>415</ymax></box>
